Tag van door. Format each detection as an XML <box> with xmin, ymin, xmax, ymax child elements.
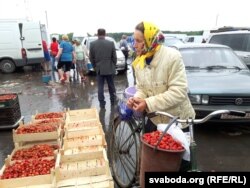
<box><xmin>22</xmin><ymin>22</ymin><xmax>44</xmax><ymax>65</ymax></box>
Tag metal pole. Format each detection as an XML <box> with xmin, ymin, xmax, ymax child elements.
<box><xmin>215</xmin><ymin>14</ymin><xmax>219</xmax><ymax>27</ymax></box>
<box><xmin>45</xmin><ymin>10</ymin><xmax>49</xmax><ymax>29</ymax></box>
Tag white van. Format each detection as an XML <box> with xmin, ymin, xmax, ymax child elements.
<box><xmin>0</xmin><ymin>20</ymin><xmax>45</xmax><ymax>73</ymax></box>
<box><xmin>207</xmin><ymin>31</ymin><xmax>250</xmax><ymax>67</ymax></box>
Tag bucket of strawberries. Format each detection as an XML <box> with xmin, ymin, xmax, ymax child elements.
<box><xmin>140</xmin><ymin>130</ymin><xmax>185</xmax><ymax>188</ymax></box>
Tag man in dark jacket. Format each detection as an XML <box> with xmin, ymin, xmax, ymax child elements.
<box><xmin>89</xmin><ymin>28</ymin><xmax>117</xmax><ymax>108</ymax></box>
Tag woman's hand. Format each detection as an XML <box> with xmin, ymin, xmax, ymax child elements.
<box><xmin>126</xmin><ymin>97</ymin><xmax>134</xmax><ymax>109</ymax></box>
<box><xmin>132</xmin><ymin>98</ymin><xmax>147</xmax><ymax>112</ymax></box>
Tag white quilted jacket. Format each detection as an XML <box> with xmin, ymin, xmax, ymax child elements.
<box><xmin>134</xmin><ymin>46</ymin><xmax>195</xmax><ymax>128</ymax></box>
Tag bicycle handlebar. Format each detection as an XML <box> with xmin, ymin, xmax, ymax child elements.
<box><xmin>147</xmin><ymin>110</ymin><xmax>246</xmax><ymax>124</ymax></box>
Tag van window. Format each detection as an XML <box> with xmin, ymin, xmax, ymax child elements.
<box><xmin>187</xmin><ymin>37</ymin><xmax>194</xmax><ymax>42</ymax></box>
<box><xmin>209</xmin><ymin>33</ymin><xmax>250</xmax><ymax>52</ymax></box>
<box><xmin>230</xmin><ymin>34</ymin><xmax>245</xmax><ymax>51</ymax></box>
<box><xmin>245</xmin><ymin>35</ymin><xmax>250</xmax><ymax>52</ymax></box>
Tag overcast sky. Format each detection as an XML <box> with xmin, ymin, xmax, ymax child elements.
<box><xmin>0</xmin><ymin>0</ymin><xmax>250</xmax><ymax>35</ymax></box>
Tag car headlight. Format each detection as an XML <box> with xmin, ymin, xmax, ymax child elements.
<box><xmin>201</xmin><ymin>95</ymin><xmax>209</xmax><ymax>104</ymax></box>
<box><xmin>117</xmin><ymin>58</ymin><xmax>125</xmax><ymax>65</ymax></box>
<box><xmin>118</xmin><ymin>57</ymin><xmax>125</xmax><ymax>62</ymax></box>
<box><xmin>189</xmin><ymin>94</ymin><xmax>201</xmax><ymax>104</ymax></box>
<box><xmin>189</xmin><ymin>94</ymin><xmax>209</xmax><ymax>104</ymax></box>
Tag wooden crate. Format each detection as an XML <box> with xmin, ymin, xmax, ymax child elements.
<box><xmin>16</xmin><ymin>184</ymin><xmax>54</xmax><ymax>188</ymax></box>
<box><xmin>67</xmin><ymin>108</ymin><xmax>99</xmax><ymax>122</ymax></box>
<box><xmin>7</xmin><ymin>143</ymin><xmax>59</xmax><ymax>162</ymax></box>
<box><xmin>64</xmin><ymin>126</ymin><xmax>104</xmax><ymax>139</ymax></box>
<box><xmin>31</xmin><ymin>118</ymin><xmax>65</xmax><ymax>129</ymax></box>
<box><xmin>0</xmin><ymin>162</ymin><xmax>55</xmax><ymax>188</ymax></box>
<box><xmin>55</xmin><ymin>150</ymin><xmax>107</xmax><ymax>178</ymax></box>
<box><xmin>63</xmin><ymin>134</ymin><xmax>107</xmax><ymax>148</ymax></box>
<box><xmin>61</xmin><ymin>145</ymin><xmax>104</xmax><ymax>162</ymax></box>
<box><xmin>55</xmin><ymin>149</ymin><xmax>114</xmax><ymax>188</ymax></box>
<box><xmin>15</xmin><ymin>139</ymin><xmax>62</xmax><ymax>148</ymax></box>
<box><xmin>65</xmin><ymin>119</ymin><xmax>101</xmax><ymax>131</ymax></box>
<box><xmin>33</xmin><ymin>111</ymin><xmax>66</xmax><ymax>120</ymax></box>
<box><xmin>13</xmin><ymin>125</ymin><xmax>61</xmax><ymax>143</ymax></box>
<box><xmin>56</xmin><ymin>175</ymin><xmax>114</xmax><ymax>188</ymax></box>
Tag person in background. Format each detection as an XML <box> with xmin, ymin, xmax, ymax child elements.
<box><xmin>74</xmin><ymin>38</ymin><xmax>88</xmax><ymax>82</ymax></box>
<box><xmin>127</xmin><ymin>21</ymin><xmax>195</xmax><ymax>171</ymax></box>
<box><xmin>89</xmin><ymin>28</ymin><xmax>117</xmax><ymax>108</ymax></box>
<box><xmin>55</xmin><ymin>35</ymin><xmax>75</xmax><ymax>83</ymax></box>
<box><xmin>119</xmin><ymin>34</ymin><xmax>129</xmax><ymax>69</ymax></box>
<box><xmin>202</xmin><ymin>38</ymin><xmax>207</xmax><ymax>43</ymax></box>
<box><xmin>49</xmin><ymin>37</ymin><xmax>59</xmax><ymax>71</ymax></box>
<box><xmin>42</xmin><ymin>40</ymin><xmax>51</xmax><ymax>73</ymax></box>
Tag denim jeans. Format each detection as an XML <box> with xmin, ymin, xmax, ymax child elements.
<box><xmin>50</xmin><ymin>55</ymin><xmax>56</xmax><ymax>70</ymax></box>
<box><xmin>97</xmin><ymin>74</ymin><xmax>116</xmax><ymax>107</ymax></box>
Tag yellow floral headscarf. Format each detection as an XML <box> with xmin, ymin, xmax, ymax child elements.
<box><xmin>132</xmin><ymin>22</ymin><xmax>165</xmax><ymax>69</ymax></box>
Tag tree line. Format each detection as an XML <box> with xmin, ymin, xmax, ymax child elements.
<box><xmin>51</xmin><ymin>30</ymin><xmax>203</xmax><ymax>42</ymax></box>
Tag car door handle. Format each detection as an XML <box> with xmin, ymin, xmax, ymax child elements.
<box><xmin>38</xmin><ymin>44</ymin><xmax>41</xmax><ymax>46</ymax></box>
<box><xmin>243</xmin><ymin>55</ymin><xmax>250</xmax><ymax>58</ymax></box>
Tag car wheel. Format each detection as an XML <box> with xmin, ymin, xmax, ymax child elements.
<box><xmin>0</xmin><ymin>59</ymin><xmax>16</xmax><ymax>73</ymax></box>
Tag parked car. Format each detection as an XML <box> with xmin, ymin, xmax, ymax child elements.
<box><xmin>207</xmin><ymin>30</ymin><xmax>250</xmax><ymax>68</ymax></box>
<box><xmin>82</xmin><ymin>36</ymin><xmax>126</xmax><ymax>73</ymax></box>
<box><xmin>174</xmin><ymin>43</ymin><xmax>250</xmax><ymax>122</ymax></box>
<box><xmin>164</xmin><ymin>36</ymin><xmax>185</xmax><ymax>47</ymax></box>
<box><xmin>185</xmin><ymin>35</ymin><xmax>203</xmax><ymax>43</ymax></box>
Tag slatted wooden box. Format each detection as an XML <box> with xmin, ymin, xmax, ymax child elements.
<box><xmin>61</xmin><ymin>145</ymin><xmax>104</xmax><ymax>162</ymax></box>
<box><xmin>15</xmin><ymin>139</ymin><xmax>62</xmax><ymax>148</ymax></box>
<box><xmin>13</xmin><ymin>123</ymin><xmax>61</xmax><ymax>143</ymax></box>
<box><xmin>64</xmin><ymin>126</ymin><xmax>104</xmax><ymax>139</ymax></box>
<box><xmin>63</xmin><ymin>133</ymin><xmax>107</xmax><ymax>149</ymax></box>
<box><xmin>65</xmin><ymin>119</ymin><xmax>102</xmax><ymax>131</ymax></box>
<box><xmin>7</xmin><ymin>143</ymin><xmax>60</xmax><ymax>163</ymax></box>
<box><xmin>0</xmin><ymin>158</ymin><xmax>56</xmax><ymax>188</ymax></box>
<box><xmin>55</xmin><ymin>149</ymin><xmax>114</xmax><ymax>188</ymax></box>
<box><xmin>67</xmin><ymin>108</ymin><xmax>99</xmax><ymax>122</ymax></box>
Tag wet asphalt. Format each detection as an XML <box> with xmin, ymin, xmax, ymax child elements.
<box><xmin>0</xmin><ymin>62</ymin><xmax>250</xmax><ymax>181</ymax></box>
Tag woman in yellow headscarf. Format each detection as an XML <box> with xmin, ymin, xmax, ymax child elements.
<box><xmin>127</xmin><ymin>21</ymin><xmax>195</xmax><ymax>173</ymax></box>
<box><xmin>127</xmin><ymin>21</ymin><xmax>195</xmax><ymax>130</ymax></box>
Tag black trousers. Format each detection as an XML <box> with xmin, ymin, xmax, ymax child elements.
<box><xmin>145</xmin><ymin>118</ymin><xmax>191</xmax><ymax>172</ymax></box>
<box><xmin>97</xmin><ymin>74</ymin><xmax>116</xmax><ymax>107</ymax></box>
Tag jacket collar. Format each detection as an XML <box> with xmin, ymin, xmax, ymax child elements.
<box><xmin>147</xmin><ymin>46</ymin><xmax>163</xmax><ymax>68</ymax></box>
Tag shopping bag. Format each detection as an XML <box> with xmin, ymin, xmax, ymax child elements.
<box><xmin>157</xmin><ymin>123</ymin><xmax>190</xmax><ymax>161</ymax></box>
